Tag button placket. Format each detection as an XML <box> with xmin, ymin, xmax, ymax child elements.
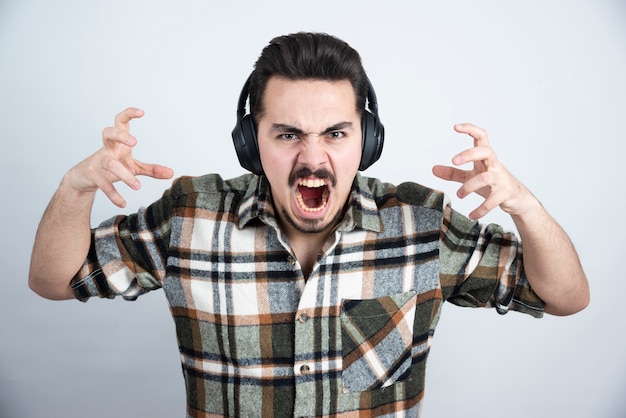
<box><xmin>294</xmin><ymin>307</ymin><xmax>314</xmax><ymax>379</ymax></box>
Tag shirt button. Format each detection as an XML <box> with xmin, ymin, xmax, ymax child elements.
<box><xmin>287</xmin><ymin>256</ymin><xmax>296</xmax><ymax>266</ymax></box>
<box><xmin>300</xmin><ymin>364</ymin><xmax>310</xmax><ymax>374</ymax></box>
<box><xmin>297</xmin><ymin>312</ymin><xmax>308</xmax><ymax>324</ymax></box>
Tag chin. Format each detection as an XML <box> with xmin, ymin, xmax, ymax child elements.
<box><xmin>282</xmin><ymin>207</ymin><xmax>341</xmax><ymax>235</ymax></box>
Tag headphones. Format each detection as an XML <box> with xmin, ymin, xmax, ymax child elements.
<box><xmin>231</xmin><ymin>74</ymin><xmax>385</xmax><ymax>175</ymax></box>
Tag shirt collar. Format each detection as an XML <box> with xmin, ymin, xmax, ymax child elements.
<box><xmin>237</xmin><ymin>173</ymin><xmax>383</xmax><ymax>233</ymax></box>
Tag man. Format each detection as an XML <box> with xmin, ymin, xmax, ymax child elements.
<box><xmin>29</xmin><ymin>32</ymin><xmax>589</xmax><ymax>417</ymax></box>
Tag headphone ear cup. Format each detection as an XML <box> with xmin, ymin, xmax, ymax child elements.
<box><xmin>232</xmin><ymin>114</ymin><xmax>264</xmax><ymax>175</ymax></box>
<box><xmin>359</xmin><ymin>110</ymin><xmax>385</xmax><ymax>171</ymax></box>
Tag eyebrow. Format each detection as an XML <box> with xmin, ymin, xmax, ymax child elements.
<box><xmin>270</xmin><ymin>121</ymin><xmax>354</xmax><ymax>136</ymax></box>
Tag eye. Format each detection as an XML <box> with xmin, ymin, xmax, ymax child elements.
<box><xmin>278</xmin><ymin>133</ymin><xmax>298</xmax><ymax>141</ymax></box>
<box><xmin>327</xmin><ymin>131</ymin><xmax>345</xmax><ymax>140</ymax></box>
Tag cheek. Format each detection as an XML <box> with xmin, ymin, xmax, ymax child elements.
<box><xmin>259</xmin><ymin>138</ymin><xmax>292</xmax><ymax>164</ymax></box>
<box><xmin>259</xmin><ymin>142</ymin><xmax>278</xmax><ymax>171</ymax></box>
<box><xmin>332</xmin><ymin>155</ymin><xmax>359</xmax><ymax>188</ymax></box>
<box><xmin>335</xmin><ymin>146</ymin><xmax>362</xmax><ymax>174</ymax></box>
<box><xmin>259</xmin><ymin>147</ymin><xmax>292</xmax><ymax>190</ymax></box>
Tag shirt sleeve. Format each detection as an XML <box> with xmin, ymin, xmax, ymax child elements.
<box><xmin>70</xmin><ymin>191</ymin><xmax>173</xmax><ymax>302</ymax></box>
<box><xmin>439</xmin><ymin>202</ymin><xmax>545</xmax><ymax>318</ymax></box>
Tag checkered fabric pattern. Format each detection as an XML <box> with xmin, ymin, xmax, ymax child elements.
<box><xmin>72</xmin><ymin>173</ymin><xmax>543</xmax><ymax>417</ymax></box>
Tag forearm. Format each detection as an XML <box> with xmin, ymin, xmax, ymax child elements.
<box><xmin>431</xmin><ymin>123</ymin><xmax>589</xmax><ymax>315</ymax></box>
<box><xmin>512</xmin><ymin>202</ymin><xmax>589</xmax><ymax>316</ymax></box>
<box><xmin>28</xmin><ymin>174</ymin><xmax>96</xmax><ymax>300</ymax></box>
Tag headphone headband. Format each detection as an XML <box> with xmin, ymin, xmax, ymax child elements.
<box><xmin>236</xmin><ymin>74</ymin><xmax>253</xmax><ymax>121</ymax></box>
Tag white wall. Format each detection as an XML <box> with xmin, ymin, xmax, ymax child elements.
<box><xmin>1</xmin><ymin>1</ymin><xmax>624</xmax><ymax>416</ymax></box>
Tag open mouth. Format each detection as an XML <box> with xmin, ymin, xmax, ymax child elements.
<box><xmin>296</xmin><ymin>178</ymin><xmax>329</xmax><ymax>213</ymax></box>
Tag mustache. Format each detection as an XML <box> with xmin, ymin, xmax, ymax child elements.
<box><xmin>289</xmin><ymin>167</ymin><xmax>336</xmax><ymax>188</ymax></box>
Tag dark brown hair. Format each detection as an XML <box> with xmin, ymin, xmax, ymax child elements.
<box><xmin>249</xmin><ymin>32</ymin><xmax>367</xmax><ymax>122</ymax></box>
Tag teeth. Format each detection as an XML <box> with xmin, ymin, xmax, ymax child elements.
<box><xmin>298</xmin><ymin>178</ymin><xmax>326</xmax><ymax>188</ymax></box>
<box><xmin>296</xmin><ymin>187</ymin><xmax>329</xmax><ymax>212</ymax></box>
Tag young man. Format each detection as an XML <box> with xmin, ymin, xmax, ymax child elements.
<box><xmin>29</xmin><ymin>32</ymin><xmax>589</xmax><ymax>417</ymax></box>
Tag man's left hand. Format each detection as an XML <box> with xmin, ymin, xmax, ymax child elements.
<box><xmin>432</xmin><ymin>123</ymin><xmax>540</xmax><ymax>220</ymax></box>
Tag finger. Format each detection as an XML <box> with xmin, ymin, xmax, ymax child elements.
<box><xmin>94</xmin><ymin>159</ymin><xmax>174</xmax><ymax>208</ymax></box>
<box><xmin>134</xmin><ymin>160</ymin><xmax>175</xmax><ymax>180</ymax></box>
<box><xmin>452</xmin><ymin>145</ymin><xmax>496</xmax><ymax>166</ymax></box>
<box><xmin>102</xmin><ymin>126</ymin><xmax>137</xmax><ymax>147</ymax></box>
<box><xmin>103</xmin><ymin>158</ymin><xmax>142</xmax><ymax>190</ymax></box>
<box><xmin>432</xmin><ymin>165</ymin><xmax>471</xmax><ymax>184</ymax></box>
<box><xmin>114</xmin><ymin>107</ymin><xmax>144</xmax><ymax>130</ymax></box>
<box><xmin>454</xmin><ymin>123</ymin><xmax>490</xmax><ymax>147</ymax></box>
<box><xmin>468</xmin><ymin>192</ymin><xmax>504</xmax><ymax>220</ymax></box>
<box><xmin>94</xmin><ymin>177</ymin><xmax>128</xmax><ymax>208</ymax></box>
<box><xmin>456</xmin><ymin>171</ymin><xmax>495</xmax><ymax>199</ymax></box>
<box><xmin>468</xmin><ymin>204</ymin><xmax>490</xmax><ymax>221</ymax></box>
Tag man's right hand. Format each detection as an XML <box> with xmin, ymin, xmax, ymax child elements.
<box><xmin>66</xmin><ymin>107</ymin><xmax>174</xmax><ymax>208</ymax></box>
<box><xmin>29</xmin><ymin>107</ymin><xmax>175</xmax><ymax>300</ymax></box>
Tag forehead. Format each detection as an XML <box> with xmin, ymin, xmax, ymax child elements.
<box><xmin>260</xmin><ymin>77</ymin><xmax>359</xmax><ymax>124</ymax></box>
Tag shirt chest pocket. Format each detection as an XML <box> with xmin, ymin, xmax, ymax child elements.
<box><xmin>340</xmin><ymin>290</ymin><xmax>417</xmax><ymax>393</ymax></box>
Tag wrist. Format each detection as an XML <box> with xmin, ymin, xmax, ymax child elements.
<box><xmin>58</xmin><ymin>172</ymin><xmax>97</xmax><ymax>209</ymax></box>
<box><xmin>510</xmin><ymin>197</ymin><xmax>547</xmax><ymax>230</ymax></box>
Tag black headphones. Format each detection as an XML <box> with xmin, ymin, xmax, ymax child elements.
<box><xmin>231</xmin><ymin>74</ymin><xmax>385</xmax><ymax>175</ymax></box>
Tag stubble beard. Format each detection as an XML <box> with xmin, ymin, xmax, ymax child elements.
<box><xmin>280</xmin><ymin>205</ymin><xmax>345</xmax><ymax>235</ymax></box>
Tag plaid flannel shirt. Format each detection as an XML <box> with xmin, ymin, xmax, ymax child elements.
<box><xmin>72</xmin><ymin>173</ymin><xmax>544</xmax><ymax>417</ymax></box>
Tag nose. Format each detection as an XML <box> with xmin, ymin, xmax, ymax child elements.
<box><xmin>297</xmin><ymin>136</ymin><xmax>328</xmax><ymax>169</ymax></box>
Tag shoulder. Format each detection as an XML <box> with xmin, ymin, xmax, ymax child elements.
<box><xmin>169</xmin><ymin>173</ymin><xmax>257</xmax><ymax>197</ymax></box>
<box><xmin>360</xmin><ymin>176</ymin><xmax>446</xmax><ymax>212</ymax></box>
<box><xmin>159</xmin><ymin>173</ymin><xmax>259</xmax><ymax>214</ymax></box>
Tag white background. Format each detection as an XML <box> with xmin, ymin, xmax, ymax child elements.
<box><xmin>1</xmin><ymin>1</ymin><xmax>624</xmax><ymax>416</ymax></box>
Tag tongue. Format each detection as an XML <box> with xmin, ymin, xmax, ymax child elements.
<box><xmin>299</xmin><ymin>186</ymin><xmax>324</xmax><ymax>208</ymax></box>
